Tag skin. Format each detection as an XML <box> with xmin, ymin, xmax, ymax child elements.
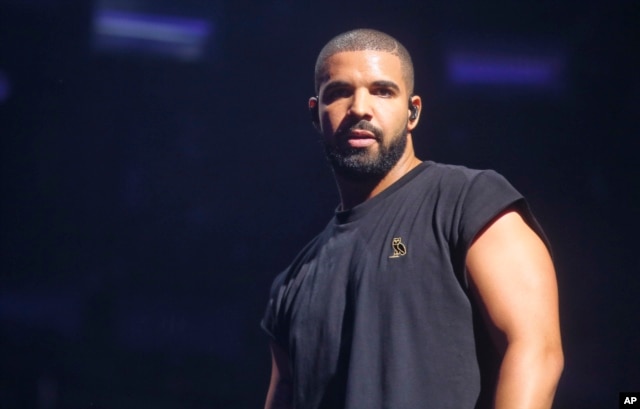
<box><xmin>467</xmin><ymin>210</ymin><xmax>564</xmax><ymax>409</ymax></box>
<box><xmin>313</xmin><ymin>50</ymin><xmax>422</xmax><ymax>209</ymax></box>
<box><xmin>265</xmin><ymin>49</ymin><xmax>563</xmax><ymax>409</ymax></box>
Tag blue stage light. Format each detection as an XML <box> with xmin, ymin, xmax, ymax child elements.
<box><xmin>93</xmin><ymin>9</ymin><xmax>213</xmax><ymax>61</ymax></box>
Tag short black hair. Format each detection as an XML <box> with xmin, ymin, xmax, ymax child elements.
<box><xmin>314</xmin><ymin>28</ymin><xmax>414</xmax><ymax>95</ymax></box>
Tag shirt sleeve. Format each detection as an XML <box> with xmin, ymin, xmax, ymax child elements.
<box><xmin>457</xmin><ymin>170</ymin><xmax>524</xmax><ymax>248</ymax></box>
<box><xmin>260</xmin><ymin>270</ymin><xmax>287</xmax><ymax>344</ymax></box>
<box><xmin>457</xmin><ymin>169</ymin><xmax>551</xmax><ymax>255</ymax></box>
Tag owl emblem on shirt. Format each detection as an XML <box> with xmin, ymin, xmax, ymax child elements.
<box><xmin>389</xmin><ymin>237</ymin><xmax>407</xmax><ymax>258</ymax></box>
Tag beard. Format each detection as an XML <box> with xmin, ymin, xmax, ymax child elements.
<box><xmin>323</xmin><ymin>120</ymin><xmax>408</xmax><ymax>181</ymax></box>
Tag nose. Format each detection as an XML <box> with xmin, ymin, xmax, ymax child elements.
<box><xmin>347</xmin><ymin>89</ymin><xmax>372</xmax><ymax>119</ymax></box>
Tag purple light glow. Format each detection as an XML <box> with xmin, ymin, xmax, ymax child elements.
<box><xmin>0</xmin><ymin>70</ymin><xmax>10</xmax><ymax>103</ymax></box>
<box><xmin>447</xmin><ymin>52</ymin><xmax>564</xmax><ymax>88</ymax></box>
<box><xmin>93</xmin><ymin>9</ymin><xmax>213</xmax><ymax>61</ymax></box>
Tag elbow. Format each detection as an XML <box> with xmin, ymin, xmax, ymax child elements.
<box><xmin>548</xmin><ymin>343</ymin><xmax>564</xmax><ymax>384</ymax></box>
<box><xmin>534</xmin><ymin>340</ymin><xmax>565</xmax><ymax>390</ymax></box>
<box><xmin>540</xmin><ymin>343</ymin><xmax>564</xmax><ymax>404</ymax></box>
<box><xmin>505</xmin><ymin>338</ymin><xmax>565</xmax><ymax>384</ymax></box>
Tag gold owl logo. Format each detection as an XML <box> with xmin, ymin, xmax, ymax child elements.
<box><xmin>389</xmin><ymin>237</ymin><xmax>407</xmax><ymax>258</ymax></box>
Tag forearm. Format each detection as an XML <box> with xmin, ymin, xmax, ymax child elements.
<box><xmin>265</xmin><ymin>341</ymin><xmax>293</xmax><ymax>409</ymax></box>
<box><xmin>264</xmin><ymin>378</ymin><xmax>293</xmax><ymax>409</ymax></box>
<box><xmin>493</xmin><ymin>341</ymin><xmax>564</xmax><ymax>409</ymax></box>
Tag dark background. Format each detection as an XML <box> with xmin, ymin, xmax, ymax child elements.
<box><xmin>1</xmin><ymin>0</ymin><xmax>638</xmax><ymax>408</ymax></box>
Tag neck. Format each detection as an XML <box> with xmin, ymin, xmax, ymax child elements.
<box><xmin>334</xmin><ymin>140</ymin><xmax>422</xmax><ymax>210</ymax></box>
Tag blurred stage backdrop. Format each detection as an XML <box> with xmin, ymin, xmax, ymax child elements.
<box><xmin>1</xmin><ymin>0</ymin><xmax>638</xmax><ymax>407</ymax></box>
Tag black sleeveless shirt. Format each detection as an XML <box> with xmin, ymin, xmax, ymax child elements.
<box><xmin>262</xmin><ymin>161</ymin><xmax>547</xmax><ymax>409</ymax></box>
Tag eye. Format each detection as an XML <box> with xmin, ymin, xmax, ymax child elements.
<box><xmin>323</xmin><ymin>87</ymin><xmax>351</xmax><ymax>103</ymax></box>
<box><xmin>373</xmin><ymin>87</ymin><xmax>395</xmax><ymax>97</ymax></box>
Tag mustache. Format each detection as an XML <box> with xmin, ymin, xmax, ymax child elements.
<box><xmin>336</xmin><ymin>121</ymin><xmax>383</xmax><ymax>140</ymax></box>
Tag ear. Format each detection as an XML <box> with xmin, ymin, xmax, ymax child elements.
<box><xmin>407</xmin><ymin>95</ymin><xmax>422</xmax><ymax>131</ymax></box>
<box><xmin>308</xmin><ymin>96</ymin><xmax>320</xmax><ymax>131</ymax></box>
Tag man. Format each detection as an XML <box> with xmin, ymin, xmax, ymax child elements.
<box><xmin>262</xmin><ymin>29</ymin><xmax>563</xmax><ymax>409</ymax></box>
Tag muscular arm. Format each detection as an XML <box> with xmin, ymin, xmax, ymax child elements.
<box><xmin>466</xmin><ymin>210</ymin><xmax>564</xmax><ymax>409</ymax></box>
<box><xmin>264</xmin><ymin>341</ymin><xmax>293</xmax><ymax>409</ymax></box>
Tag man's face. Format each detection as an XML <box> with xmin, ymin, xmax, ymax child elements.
<box><xmin>316</xmin><ymin>50</ymin><xmax>412</xmax><ymax>180</ymax></box>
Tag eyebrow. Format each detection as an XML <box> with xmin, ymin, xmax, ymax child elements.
<box><xmin>322</xmin><ymin>80</ymin><xmax>401</xmax><ymax>94</ymax></box>
<box><xmin>371</xmin><ymin>80</ymin><xmax>401</xmax><ymax>92</ymax></box>
<box><xmin>322</xmin><ymin>80</ymin><xmax>352</xmax><ymax>94</ymax></box>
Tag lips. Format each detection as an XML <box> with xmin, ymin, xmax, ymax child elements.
<box><xmin>336</xmin><ymin>121</ymin><xmax>382</xmax><ymax>146</ymax></box>
<box><xmin>347</xmin><ymin>129</ymin><xmax>376</xmax><ymax>139</ymax></box>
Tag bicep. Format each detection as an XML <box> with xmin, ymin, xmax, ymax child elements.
<box><xmin>466</xmin><ymin>210</ymin><xmax>561</xmax><ymax>346</ymax></box>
